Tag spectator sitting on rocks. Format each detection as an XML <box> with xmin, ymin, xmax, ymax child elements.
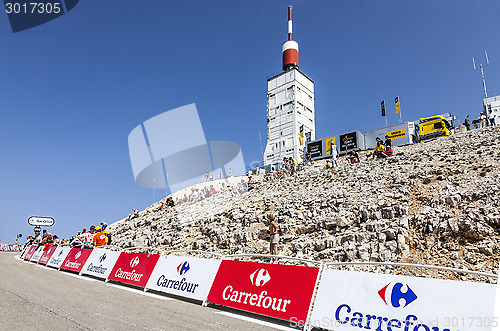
<box><xmin>126</xmin><ymin>209</ymin><xmax>139</xmax><ymax>221</ymax></box>
<box><xmin>247</xmin><ymin>175</ymin><xmax>256</xmax><ymax>191</ymax></box>
<box><xmin>347</xmin><ymin>150</ymin><xmax>360</xmax><ymax>163</ymax></box>
<box><xmin>238</xmin><ymin>179</ymin><xmax>247</xmax><ymax>193</ymax></box>
<box><xmin>276</xmin><ymin>169</ymin><xmax>286</xmax><ymax>179</ymax></box>
<box><xmin>167</xmin><ymin>197</ymin><xmax>175</xmax><ymax>208</ymax></box>
<box><xmin>372</xmin><ymin>140</ymin><xmax>387</xmax><ymax>159</ymax></box>
<box><xmin>264</xmin><ymin>170</ymin><xmax>272</xmax><ymax>182</ymax></box>
<box><xmin>100</xmin><ymin>222</ymin><xmax>108</xmax><ymax>230</ymax></box>
<box><xmin>209</xmin><ymin>185</ymin><xmax>216</xmax><ymax>196</ymax></box>
<box><xmin>384</xmin><ymin>135</ymin><xmax>393</xmax><ymax>151</ymax></box>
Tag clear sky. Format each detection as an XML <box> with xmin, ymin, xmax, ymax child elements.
<box><xmin>1</xmin><ymin>0</ymin><xmax>499</xmax><ymax>244</ymax></box>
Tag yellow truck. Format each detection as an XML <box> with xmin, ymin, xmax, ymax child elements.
<box><xmin>418</xmin><ymin>115</ymin><xmax>452</xmax><ymax>142</ymax></box>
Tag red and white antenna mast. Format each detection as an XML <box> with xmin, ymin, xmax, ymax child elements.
<box><xmin>282</xmin><ymin>6</ymin><xmax>299</xmax><ymax>71</ymax></box>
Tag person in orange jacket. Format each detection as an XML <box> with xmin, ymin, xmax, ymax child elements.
<box><xmin>92</xmin><ymin>226</ymin><xmax>108</xmax><ymax>247</ymax></box>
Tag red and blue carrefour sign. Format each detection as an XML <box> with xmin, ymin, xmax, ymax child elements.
<box><xmin>378</xmin><ymin>282</ymin><xmax>417</xmax><ymax>308</ymax></box>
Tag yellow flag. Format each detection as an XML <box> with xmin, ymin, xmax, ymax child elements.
<box><xmin>395</xmin><ymin>96</ymin><xmax>400</xmax><ymax>114</ymax></box>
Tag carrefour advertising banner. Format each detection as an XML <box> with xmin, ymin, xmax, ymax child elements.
<box><xmin>30</xmin><ymin>245</ymin><xmax>45</xmax><ymax>262</ymax></box>
<box><xmin>46</xmin><ymin>247</ymin><xmax>72</xmax><ymax>268</ymax></box>
<box><xmin>309</xmin><ymin>269</ymin><xmax>495</xmax><ymax>331</ymax></box>
<box><xmin>81</xmin><ymin>248</ymin><xmax>121</xmax><ymax>279</ymax></box>
<box><xmin>108</xmin><ymin>252</ymin><xmax>160</xmax><ymax>287</ymax></box>
<box><xmin>207</xmin><ymin>260</ymin><xmax>319</xmax><ymax>322</ymax></box>
<box><xmin>23</xmin><ymin>245</ymin><xmax>38</xmax><ymax>261</ymax></box>
<box><xmin>146</xmin><ymin>255</ymin><xmax>222</xmax><ymax>301</ymax></box>
<box><xmin>38</xmin><ymin>245</ymin><xmax>58</xmax><ymax>265</ymax></box>
<box><xmin>60</xmin><ymin>248</ymin><xmax>93</xmax><ymax>273</ymax></box>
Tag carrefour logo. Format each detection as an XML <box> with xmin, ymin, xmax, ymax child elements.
<box><xmin>99</xmin><ymin>253</ymin><xmax>107</xmax><ymax>263</ymax></box>
<box><xmin>378</xmin><ymin>282</ymin><xmax>417</xmax><ymax>308</ymax></box>
<box><xmin>130</xmin><ymin>256</ymin><xmax>140</xmax><ymax>268</ymax></box>
<box><xmin>250</xmin><ymin>269</ymin><xmax>271</xmax><ymax>287</ymax></box>
<box><xmin>177</xmin><ymin>261</ymin><xmax>190</xmax><ymax>275</ymax></box>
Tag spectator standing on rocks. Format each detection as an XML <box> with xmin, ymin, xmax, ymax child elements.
<box><xmin>268</xmin><ymin>213</ymin><xmax>279</xmax><ymax>261</ymax></box>
<box><xmin>464</xmin><ymin>115</ymin><xmax>471</xmax><ymax>131</ymax></box>
<box><xmin>489</xmin><ymin>109</ymin><xmax>496</xmax><ymax>126</ymax></box>
<box><xmin>479</xmin><ymin>112</ymin><xmax>487</xmax><ymax>128</ymax></box>
<box><xmin>330</xmin><ymin>142</ymin><xmax>338</xmax><ymax>167</ymax></box>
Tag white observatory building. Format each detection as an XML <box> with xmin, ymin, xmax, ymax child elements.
<box><xmin>263</xmin><ymin>6</ymin><xmax>315</xmax><ymax>167</ymax></box>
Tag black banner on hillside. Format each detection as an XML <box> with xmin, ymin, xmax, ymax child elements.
<box><xmin>307</xmin><ymin>141</ymin><xmax>323</xmax><ymax>158</ymax></box>
<box><xmin>340</xmin><ymin>132</ymin><xmax>358</xmax><ymax>152</ymax></box>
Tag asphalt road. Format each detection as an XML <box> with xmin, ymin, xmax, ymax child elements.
<box><xmin>0</xmin><ymin>253</ymin><xmax>294</xmax><ymax>331</ymax></box>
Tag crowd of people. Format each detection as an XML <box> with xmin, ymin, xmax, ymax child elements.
<box><xmin>24</xmin><ymin>221</ymin><xmax>112</xmax><ymax>251</ymax></box>
<box><xmin>69</xmin><ymin>223</ymin><xmax>111</xmax><ymax>248</ymax></box>
<box><xmin>465</xmin><ymin>109</ymin><xmax>497</xmax><ymax>130</ymax></box>
<box><xmin>169</xmin><ymin>177</ymin><xmax>258</xmax><ymax>207</ymax></box>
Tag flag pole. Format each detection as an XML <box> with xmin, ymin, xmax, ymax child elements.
<box><xmin>398</xmin><ymin>96</ymin><xmax>402</xmax><ymax>123</ymax></box>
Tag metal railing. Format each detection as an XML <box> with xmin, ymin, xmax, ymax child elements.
<box><xmin>225</xmin><ymin>253</ymin><xmax>322</xmax><ymax>266</ymax></box>
<box><xmin>163</xmin><ymin>249</ymin><xmax>223</xmax><ymax>258</ymax></box>
<box><xmin>121</xmin><ymin>246</ymin><xmax>164</xmax><ymax>254</ymax></box>
<box><xmin>325</xmin><ymin>261</ymin><xmax>498</xmax><ymax>279</ymax></box>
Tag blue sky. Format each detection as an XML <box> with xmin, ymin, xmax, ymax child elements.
<box><xmin>1</xmin><ymin>0</ymin><xmax>499</xmax><ymax>243</ymax></box>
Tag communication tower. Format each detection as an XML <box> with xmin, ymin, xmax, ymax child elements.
<box><xmin>263</xmin><ymin>6</ymin><xmax>315</xmax><ymax>167</ymax></box>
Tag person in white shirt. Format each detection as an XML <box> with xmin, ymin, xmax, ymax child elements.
<box><xmin>331</xmin><ymin>142</ymin><xmax>338</xmax><ymax>166</ymax></box>
<box><xmin>489</xmin><ymin>109</ymin><xmax>496</xmax><ymax>126</ymax></box>
<box><xmin>479</xmin><ymin>112</ymin><xmax>487</xmax><ymax>128</ymax></box>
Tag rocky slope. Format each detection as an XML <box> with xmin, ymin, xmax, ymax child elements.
<box><xmin>108</xmin><ymin>126</ymin><xmax>500</xmax><ymax>282</ymax></box>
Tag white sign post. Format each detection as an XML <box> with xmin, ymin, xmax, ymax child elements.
<box><xmin>309</xmin><ymin>269</ymin><xmax>495</xmax><ymax>331</ymax></box>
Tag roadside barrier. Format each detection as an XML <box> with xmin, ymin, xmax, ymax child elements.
<box><xmin>16</xmin><ymin>246</ymin><xmax>498</xmax><ymax>331</ymax></box>
<box><xmin>0</xmin><ymin>244</ymin><xmax>23</xmax><ymax>252</ymax></box>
